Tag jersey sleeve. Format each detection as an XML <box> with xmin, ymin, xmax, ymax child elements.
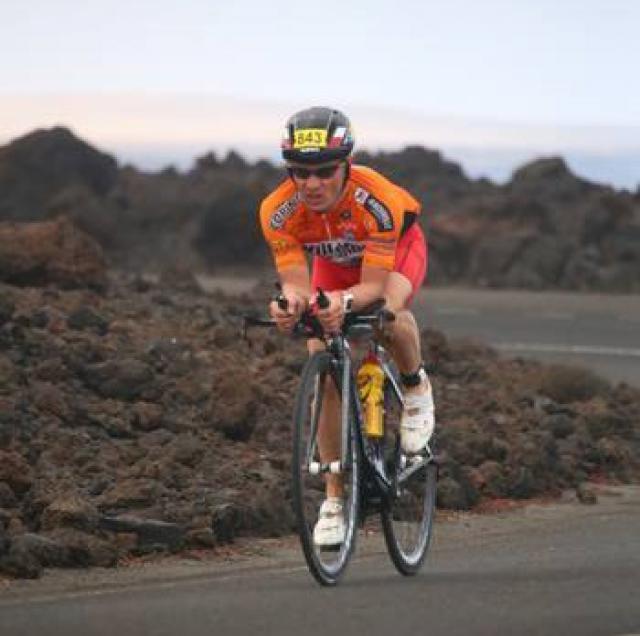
<box><xmin>259</xmin><ymin>195</ymin><xmax>306</xmax><ymax>272</ymax></box>
<box><xmin>360</xmin><ymin>189</ymin><xmax>407</xmax><ymax>271</ymax></box>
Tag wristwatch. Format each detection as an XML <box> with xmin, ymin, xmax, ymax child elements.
<box><xmin>342</xmin><ymin>291</ymin><xmax>355</xmax><ymax>313</ymax></box>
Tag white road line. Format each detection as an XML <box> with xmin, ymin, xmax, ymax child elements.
<box><xmin>435</xmin><ymin>307</ymin><xmax>480</xmax><ymax>316</ymax></box>
<box><xmin>493</xmin><ymin>342</ymin><xmax>640</xmax><ymax>358</ymax></box>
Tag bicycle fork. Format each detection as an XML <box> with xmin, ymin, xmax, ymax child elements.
<box><xmin>305</xmin><ymin>353</ymin><xmax>352</xmax><ymax>477</ymax></box>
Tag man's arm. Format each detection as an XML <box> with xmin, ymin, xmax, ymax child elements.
<box><xmin>313</xmin><ymin>265</ymin><xmax>389</xmax><ymax>334</ymax></box>
<box><xmin>339</xmin><ymin>265</ymin><xmax>388</xmax><ymax>312</ymax></box>
<box><xmin>279</xmin><ymin>264</ymin><xmax>312</xmax><ymax>307</ymax></box>
<box><xmin>259</xmin><ymin>192</ymin><xmax>310</xmax><ymax>331</ymax></box>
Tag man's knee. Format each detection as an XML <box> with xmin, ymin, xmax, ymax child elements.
<box><xmin>307</xmin><ymin>338</ymin><xmax>325</xmax><ymax>355</ymax></box>
<box><xmin>384</xmin><ymin>272</ymin><xmax>413</xmax><ymax>312</ymax></box>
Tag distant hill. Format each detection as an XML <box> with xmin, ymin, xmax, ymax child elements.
<box><xmin>0</xmin><ymin>127</ymin><xmax>639</xmax><ymax>291</ymax></box>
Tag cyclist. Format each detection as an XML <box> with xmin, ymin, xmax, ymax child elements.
<box><xmin>259</xmin><ymin>106</ymin><xmax>435</xmax><ymax>547</ymax></box>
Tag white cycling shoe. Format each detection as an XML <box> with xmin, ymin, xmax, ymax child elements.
<box><xmin>400</xmin><ymin>375</ymin><xmax>435</xmax><ymax>455</ymax></box>
<box><xmin>313</xmin><ymin>497</ymin><xmax>345</xmax><ymax>547</ymax></box>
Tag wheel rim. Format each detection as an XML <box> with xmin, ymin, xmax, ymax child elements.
<box><xmin>292</xmin><ymin>355</ymin><xmax>359</xmax><ymax>582</ymax></box>
<box><xmin>381</xmin><ymin>377</ymin><xmax>436</xmax><ymax>568</ymax></box>
<box><xmin>388</xmin><ymin>462</ymin><xmax>436</xmax><ymax>564</ymax></box>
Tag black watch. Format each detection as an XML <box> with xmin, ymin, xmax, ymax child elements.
<box><xmin>342</xmin><ymin>292</ymin><xmax>354</xmax><ymax>313</ymax></box>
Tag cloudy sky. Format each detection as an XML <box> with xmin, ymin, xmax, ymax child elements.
<box><xmin>1</xmin><ymin>0</ymin><xmax>639</xmax><ymax>187</ymax></box>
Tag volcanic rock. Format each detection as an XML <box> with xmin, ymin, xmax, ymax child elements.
<box><xmin>80</xmin><ymin>357</ymin><xmax>155</xmax><ymax>400</ymax></box>
<box><xmin>0</xmin><ymin>217</ymin><xmax>107</xmax><ymax>289</ymax></box>
<box><xmin>0</xmin><ymin>450</ymin><xmax>33</xmax><ymax>496</ymax></box>
<box><xmin>0</xmin><ymin>275</ymin><xmax>636</xmax><ymax>580</ymax></box>
<box><xmin>0</xmin><ymin>127</ymin><xmax>118</xmax><ymax>222</ymax></box>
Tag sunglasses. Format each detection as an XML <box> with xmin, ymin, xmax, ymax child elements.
<box><xmin>287</xmin><ymin>162</ymin><xmax>343</xmax><ymax>180</ymax></box>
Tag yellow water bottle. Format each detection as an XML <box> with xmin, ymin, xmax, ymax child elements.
<box><xmin>357</xmin><ymin>356</ymin><xmax>385</xmax><ymax>438</ymax></box>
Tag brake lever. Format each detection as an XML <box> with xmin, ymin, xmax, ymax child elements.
<box><xmin>274</xmin><ymin>281</ymin><xmax>289</xmax><ymax>312</ymax></box>
<box><xmin>316</xmin><ymin>287</ymin><xmax>330</xmax><ymax>310</ymax></box>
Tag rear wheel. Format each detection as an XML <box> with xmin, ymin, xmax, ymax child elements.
<box><xmin>291</xmin><ymin>351</ymin><xmax>360</xmax><ymax>586</ymax></box>
<box><xmin>380</xmin><ymin>374</ymin><xmax>437</xmax><ymax>575</ymax></box>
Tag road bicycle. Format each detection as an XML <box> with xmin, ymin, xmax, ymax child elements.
<box><xmin>244</xmin><ymin>290</ymin><xmax>438</xmax><ymax>586</ymax></box>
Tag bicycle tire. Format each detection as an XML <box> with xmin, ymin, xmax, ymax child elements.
<box><xmin>291</xmin><ymin>350</ymin><xmax>360</xmax><ymax>586</ymax></box>
<box><xmin>380</xmin><ymin>376</ymin><xmax>437</xmax><ymax>575</ymax></box>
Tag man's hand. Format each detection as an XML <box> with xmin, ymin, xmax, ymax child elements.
<box><xmin>269</xmin><ymin>291</ymin><xmax>306</xmax><ymax>333</ymax></box>
<box><xmin>314</xmin><ymin>290</ymin><xmax>345</xmax><ymax>334</ymax></box>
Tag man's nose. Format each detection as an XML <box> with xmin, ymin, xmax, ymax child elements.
<box><xmin>305</xmin><ymin>174</ymin><xmax>322</xmax><ymax>187</ymax></box>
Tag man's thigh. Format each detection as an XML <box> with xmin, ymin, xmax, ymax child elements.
<box><xmin>391</xmin><ymin>224</ymin><xmax>427</xmax><ymax>307</ymax></box>
<box><xmin>384</xmin><ymin>272</ymin><xmax>414</xmax><ymax>312</ymax></box>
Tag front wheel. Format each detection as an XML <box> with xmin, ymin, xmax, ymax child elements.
<box><xmin>380</xmin><ymin>374</ymin><xmax>437</xmax><ymax>575</ymax></box>
<box><xmin>291</xmin><ymin>351</ymin><xmax>360</xmax><ymax>586</ymax></box>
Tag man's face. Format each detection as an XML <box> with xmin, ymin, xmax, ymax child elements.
<box><xmin>287</xmin><ymin>160</ymin><xmax>347</xmax><ymax>212</ymax></box>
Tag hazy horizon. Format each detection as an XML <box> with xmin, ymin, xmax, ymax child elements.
<box><xmin>110</xmin><ymin>140</ymin><xmax>640</xmax><ymax>191</ymax></box>
<box><xmin>1</xmin><ymin>94</ymin><xmax>637</xmax><ymax>191</ymax></box>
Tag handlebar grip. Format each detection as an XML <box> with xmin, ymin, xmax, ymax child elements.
<box><xmin>316</xmin><ymin>287</ymin><xmax>330</xmax><ymax>310</ymax></box>
<box><xmin>273</xmin><ymin>281</ymin><xmax>289</xmax><ymax>311</ymax></box>
<box><xmin>276</xmin><ymin>295</ymin><xmax>289</xmax><ymax>311</ymax></box>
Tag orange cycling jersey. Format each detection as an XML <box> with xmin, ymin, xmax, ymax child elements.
<box><xmin>259</xmin><ymin>165</ymin><xmax>421</xmax><ymax>273</ymax></box>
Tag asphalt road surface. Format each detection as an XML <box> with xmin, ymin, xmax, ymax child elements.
<box><xmin>1</xmin><ymin>486</ymin><xmax>639</xmax><ymax>636</ymax></box>
<box><xmin>412</xmin><ymin>287</ymin><xmax>640</xmax><ymax>387</ymax></box>
<box><xmin>200</xmin><ymin>278</ymin><xmax>640</xmax><ymax>386</ymax></box>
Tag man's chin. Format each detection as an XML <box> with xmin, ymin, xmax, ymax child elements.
<box><xmin>304</xmin><ymin>199</ymin><xmax>330</xmax><ymax>212</ymax></box>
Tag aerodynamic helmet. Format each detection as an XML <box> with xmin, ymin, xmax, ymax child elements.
<box><xmin>281</xmin><ymin>107</ymin><xmax>354</xmax><ymax>164</ymax></box>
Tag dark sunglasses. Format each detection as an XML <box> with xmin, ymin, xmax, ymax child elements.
<box><xmin>287</xmin><ymin>162</ymin><xmax>342</xmax><ymax>180</ymax></box>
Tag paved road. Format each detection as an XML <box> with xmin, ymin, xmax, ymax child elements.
<box><xmin>201</xmin><ymin>278</ymin><xmax>640</xmax><ymax>386</ymax></box>
<box><xmin>413</xmin><ymin>287</ymin><xmax>640</xmax><ymax>387</ymax></box>
<box><xmin>2</xmin><ymin>487</ymin><xmax>639</xmax><ymax>636</ymax></box>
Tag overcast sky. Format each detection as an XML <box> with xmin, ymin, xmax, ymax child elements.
<box><xmin>1</xmin><ymin>1</ymin><xmax>639</xmax><ymax>186</ymax></box>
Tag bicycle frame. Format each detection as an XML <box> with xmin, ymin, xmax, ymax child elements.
<box><xmin>325</xmin><ymin>330</ymin><xmax>432</xmax><ymax>508</ymax></box>
<box><xmin>244</xmin><ymin>305</ymin><xmax>433</xmax><ymax>500</ymax></box>
<box><xmin>244</xmin><ymin>297</ymin><xmax>438</xmax><ymax>583</ymax></box>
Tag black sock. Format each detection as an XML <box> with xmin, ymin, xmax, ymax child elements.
<box><xmin>400</xmin><ymin>363</ymin><xmax>426</xmax><ymax>388</ymax></box>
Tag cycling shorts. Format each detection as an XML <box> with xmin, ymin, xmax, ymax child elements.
<box><xmin>311</xmin><ymin>223</ymin><xmax>427</xmax><ymax>304</ymax></box>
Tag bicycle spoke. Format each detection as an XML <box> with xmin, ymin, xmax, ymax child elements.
<box><xmin>380</xmin><ymin>369</ymin><xmax>437</xmax><ymax>575</ymax></box>
<box><xmin>291</xmin><ymin>351</ymin><xmax>359</xmax><ymax>586</ymax></box>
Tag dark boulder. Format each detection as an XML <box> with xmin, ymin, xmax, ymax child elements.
<box><xmin>80</xmin><ymin>357</ymin><xmax>155</xmax><ymax>400</ymax></box>
<box><xmin>0</xmin><ymin>127</ymin><xmax>118</xmax><ymax>222</ymax></box>
<box><xmin>0</xmin><ymin>217</ymin><xmax>107</xmax><ymax>289</ymax></box>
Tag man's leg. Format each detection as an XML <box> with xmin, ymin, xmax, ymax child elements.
<box><xmin>308</xmin><ymin>256</ymin><xmax>359</xmax><ymax>501</ymax></box>
<box><xmin>383</xmin><ymin>272</ymin><xmax>435</xmax><ymax>453</ymax></box>
<box><xmin>307</xmin><ymin>338</ymin><xmax>345</xmax><ymax>546</ymax></box>
<box><xmin>307</xmin><ymin>338</ymin><xmax>343</xmax><ymax>499</ymax></box>
<box><xmin>383</xmin><ymin>273</ymin><xmax>422</xmax><ymax>372</ymax></box>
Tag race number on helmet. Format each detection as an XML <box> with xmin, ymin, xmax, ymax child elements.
<box><xmin>281</xmin><ymin>107</ymin><xmax>354</xmax><ymax>165</ymax></box>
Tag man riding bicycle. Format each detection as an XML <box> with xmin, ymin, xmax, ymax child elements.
<box><xmin>259</xmin><ymin>106</ymin><xmax>435</xmax><ymax>547</ymax></box>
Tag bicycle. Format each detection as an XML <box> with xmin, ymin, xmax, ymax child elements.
<box><xmin>243</xmin><ymin>289</ymin><xmax>438</xmax><ymax>586</ymax></box>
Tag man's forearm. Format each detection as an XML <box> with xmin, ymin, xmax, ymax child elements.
<box><xmin>280</xmin><ymin>265</ymin><xmax>312</xmax><ymax>305</ymax></box>
<box><xmin>342</xmin><ymin>281</ymin><xmax>383</xmax><ymax>311</ymax></box>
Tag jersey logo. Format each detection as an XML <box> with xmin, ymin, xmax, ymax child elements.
<box><xmin>270</xmin><ymin>239</ymin><xmax>294</xmax><ymax>255</ymax></box>
<box><xmin>303</xmin><ymin>239</ymin><xmax>365</xmax><ymax>264</ymax></box>
<box><xmin>269</xmin><ymin>193</ymin><xmax>300</xmax><ymax>230</ymax></box>
<box><xmin>354</xmin><ymin>187</ymin><xmax>369</xmax><ymax>205</ymax></box>
<box><xmin>364</xmin><ymin>195</ymin><xmax>394</xmax><ymax>232</ymax></box>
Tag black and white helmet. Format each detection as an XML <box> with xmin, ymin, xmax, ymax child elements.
<box><xmin>281</xmin><ymin>107</ymin><xmax>354</xmax><ymax>164</ymax></box>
